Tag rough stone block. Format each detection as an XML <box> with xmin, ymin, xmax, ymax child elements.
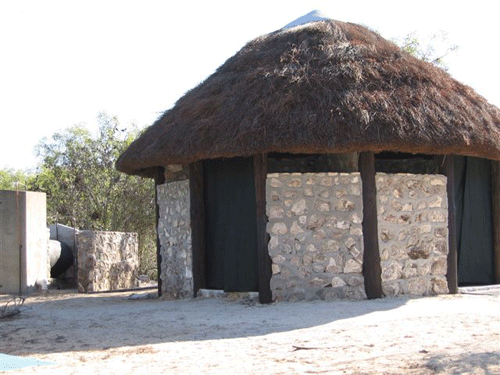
<box><xmin>310</xmin><ymin>276</ymin><xmax>330</xmax><ymax>287</ymax></box>
<box><xmin>335</xmin><ymin>200</ymin><xmax>356</xmax><ymax>212</ymax></box>
<box><xmin>288</xmin><ymin>178</ymin><xmax>302</xmax><ymax>187</ymax></box>
<box><xmin>431</xmin><ymin>258</ymin><xmax>447</xmax><ymax>275</ymax></box>
<box><xmin>349</xmin><ymin>227</ymin><xmax>363</xmax><ymax>236</ymax></box>
<box><xmin>270</xmin><ymin>178</ymin><xmax>282</xmax><ymax>187</ymax></box>
<box><xmin>320</xmin><ymin>177</ymin><xmax>335</xmax><ymax>186</ymax></box>
<box><xmin>307</xmin><ymin>214</ymin><xmax>326</xmax><ymax>229</ymax></box>
<box><xmin>318</xmin><ymin>189</ymin><xmax>330</xmax><ymax>198</ymax></box>
<box><xmin>268</xmin><ymin>206</ymin><xmax>285</xmax><ymax>219</ymax></box>
<box><xmin>345</xmin><ymin>287</ymin><xmax>367</xmax><ymax>300</ymax></box>
<box><xmin>313</xmin><ymin>253</ymin><xmax>326</xmax><ymax>263</ymax></box>
<box><xmin>324</xmin><ymin>288</ymin><xmax>346</xmax><ymax>300</ymax></box>
<box><xmin>430</xmin><ymin>177</ymin><xmax>446</xmax><ymax>186</ymax></box>
<box><xmin>331</xmin><ymin>276</ymin><xmax>347</xmax><ymax>287</ymax></box>
<box><xmin>271</xmin><ymin>222</ymin><xmax>288</xmax><ymax>235</ymax></box>
<box><xmin>290</xmin><ymin>221</ymin><xmax>304</xmax><ymax>235</ymax></box>
<box><xmin>402</xmin><ymin>262</ymin><xmax>419</xmax><ymax>279</ymax></box>
<box><xmin>315</xmin><ymin>199</ymin><xmax>331</xmax><ymax>212</ymax></box>
<box><xmin>381</xmin><ymin>260</ymin><xmax>403</xmax><ymax>281</ymax></box>
<box><xmin>382</xmin><ymin>280</ymin><xmax>401</xmax><ymax>297</ymax></box>
<box><xmin>346</xmin><ymin>275</ymin><xmax>364</xmax><ymax>287</ymax></box>
<box><xmin>344</xmin><ymin>259</ymin><xmax>362</xmax><ymax>273</ymax></box>
<box><xmin>291</xmin><ymin>199</ymin><xmax>307</xmax><ymax>215</ymax></box>
<box><xmin>272</xmin><ymin>255</ymin><xmax>286</xmax><ymax>264</ymax></box>
<box><xmin>408</xmin><ymin>246</ymin><xmax>430</xmax><ymax>260</ymax></box>
<box><xmin>429</xmin><ymin>210</ymin><xmax>446</xmax><ymax>222</ymax></box>
<box><xmin>388</xmin><ymin>245</ymin><xmax>406</xmax><ymax>260</ymax></box>
<box><xmin>269</xmin><ymin>236</ymin><xmax>279</xmax><ymax>250</ymax></box>
<box><xmin>431</xmin><ymin>276</ymin><xmax>449</xmax><ymax>294</ymax></box>
<box><xmin>406</xmin><ymin>277</ymin><xmax>430</xmax><ymax>295</ymax></box>
<box><xmin>326</xmin><ymin>256</ymin><xmax>343</xmax><ymax>273</ymax></box>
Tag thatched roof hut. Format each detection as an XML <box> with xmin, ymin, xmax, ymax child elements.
<box><xmin>117</xmin><ymin>15</ymin><xmax>500</xmax><ymax>303</ymax></box>
<box><xmin>117</xmin><ymin>18</ymin><xmax>500</xmax><ymax>178</ymax></box>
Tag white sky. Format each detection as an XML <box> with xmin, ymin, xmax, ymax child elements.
<box><xmin>1</xmin><ymin>0</ymin><xmax>499</xmax><ymax>171</ymax></box>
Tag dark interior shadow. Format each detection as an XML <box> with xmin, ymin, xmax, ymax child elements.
<box><xmin>1</xmin><ymin>291</ymin><xmax>408</xmax><ymax>356</ymax></box>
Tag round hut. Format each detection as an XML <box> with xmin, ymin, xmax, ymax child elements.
<box><xmin>117</xmin><ymin>13</ymin><xmax>500</xmax><ymax>303</ymax></box>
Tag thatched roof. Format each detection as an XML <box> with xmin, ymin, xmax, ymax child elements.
<box><xmin>117</xmin><ymin>19</ymin><xmax>500</xmax><ymax>177</ymax></box>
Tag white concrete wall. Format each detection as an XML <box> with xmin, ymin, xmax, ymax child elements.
<box><xmin>25</xmin><ymin>192</ymin><xmax>48</xmax><ymax>291</ymax></box>
<box><xmin>49</xmin><ymin>223</ymin><xmax>78</xmax><ymax>252</ymax></box>
<box><xmin>0</xmin><ymin>190</ymin><xmax>22</xmax><ymax>294</ymax></box>
<box><xmin>49</xmin><ymin>223</ymin><xmax>78</xmax><ymax>280</ymax></box>
<box><xmin>0</xmin><ymin>190</ymin><xmax>48</xmax><ymax>294</ymax></box>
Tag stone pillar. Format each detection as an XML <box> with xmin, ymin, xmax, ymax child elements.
<box><xmin>157</xmin><ymin>180</ymin><xmax>193</xmax><ymax>298</ymax></box>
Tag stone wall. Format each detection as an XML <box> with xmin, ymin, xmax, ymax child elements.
<box><xmin>163</xmin><ymin>164</ymin><xmax>189</xmax><ymax>182</ymax></box>
<box><xmin>157</xmin><ymin>180</ymin><xmax>193</xmax><ymax>298</ymax></box>
<box><xmin>376</xmin><ymin>173</ymin><xmax>449</xmax><ymax>296</ymax></box>
<box><xmin>77</xmin><ymin>231</ymin><xmax>138</xmax><ymax>292</ymax></box>
<box><xmin>266</xmin><ymin>172</ymin><xmax>366</xmax><ymax>301</ymax></box>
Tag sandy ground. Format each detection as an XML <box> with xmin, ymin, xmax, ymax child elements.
<box><xmin>1</xmin><ymin>289</ymin><xmax>499</xmax><ymax>374</ymax></box>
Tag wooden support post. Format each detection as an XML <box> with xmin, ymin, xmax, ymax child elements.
<box><xmin>359</xmin><ymin>152</ymin><xmax>383</xmax><ymax>299</ymax></box>
<box><xmin>491</xmin><ymin>161</ymin><xmax>500</xmax><ymax>284</ymax></box>
<box><xmin>190</xmin><ymin>161</ymin><xmax>206</xmax><ymax>297</ymax></box>
<box><xmin>254</xmin><ymin>154</ymin><xmax>272</xmax><ymax>304</ymax></box>
<box><xmin>441</xmin><ymin>155</ymin><xmax>458</xmax><ymax>294</ymax></box>
<box><xmin>154</xmin><ymin>167</ymin><xmax>166</xmax><ymax>297</ymax></box>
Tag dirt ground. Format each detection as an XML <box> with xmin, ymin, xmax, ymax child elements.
<box><xmin>1</xmin><ymin>289</ymin><xmax>499</xmax><ymax>374</ymax></box>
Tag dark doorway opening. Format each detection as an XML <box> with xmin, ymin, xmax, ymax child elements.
<box><xmin>453</xmin><ymin>156</ymin><xmax>495</xmax><ymax>286</ymax></box>
<box><xmin>203</xmin><ymin>157</ymin><xmax>258</xmax><ymax>292</ymax></box>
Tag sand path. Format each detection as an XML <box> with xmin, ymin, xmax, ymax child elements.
<box><xmin>1</xmin><ymin>290</ymin><xmax>499</xmax><ymax>374</ymax></box>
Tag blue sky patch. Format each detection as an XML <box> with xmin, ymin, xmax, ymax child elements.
<box><xmin>0</xmin><ymin>353</ymin><xmax>53</xmax><ymax>371</ymax></box>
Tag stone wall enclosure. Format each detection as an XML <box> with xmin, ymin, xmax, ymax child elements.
<box><xmin>376</xmin><ymin>174</ymin><xmax>449</xmax><ymax>296</ymax></box>
<box><xmin>77</xmin><ymin>231</ymin><xmax>139</xmax><ymax>292</ymax></box>
<box><xmin>266</xmin><ymin>173</ymin><xmax>366</xmax><ymax>301</ymax></box>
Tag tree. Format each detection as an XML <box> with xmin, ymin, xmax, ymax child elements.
<box><xmin>30</xmin><ymin>113</ymin><xmax>157</xmax><ymax>279</ymax></box>
<box><xmin>394</xmin><ymin>30</ymin><xmax>458</xmax><ymax>70</ymax></box>
<box><xmin>0</xmin><ymin>169</ymin><xmax>33</xmax><ymax>191</ymax></box>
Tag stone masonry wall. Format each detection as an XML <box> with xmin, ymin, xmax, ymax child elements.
<box><xmin>77</xmin><ymin>231</ymin><xmax>139</xmax><ymax>292</ymax></box>
<box><xmin>266</xmin><ymin>173</ymin><xmax>366</xmax><ymax>301</ymax></box>
<box><xmin>376</xmin><ymin>173</ymin><xmax>449</xmax><ymax>296</ymax></box>
<box><xmin>157</xmin><ymin>180</ymin><xmax>193</xmax><ymax>298</ymax></box>
<box><xmin>164</xmin><ymin>164</ymin><xmax>189</xmax><ymax>182</ymax></box>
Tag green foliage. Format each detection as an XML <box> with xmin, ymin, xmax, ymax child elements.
<box><xmin>29</xmin><ymin>113</ymin><xmax>157</xmax><ymax>279</ymax></box>
<box><xmin>394</xmin><ymin>31</ymin><xmax>458</xmax><ymax>70</ymax></box>
<box><xmin>0</xmin><ymin>169</ymin><xmax>34</xmax><ymax>191</ymax></box>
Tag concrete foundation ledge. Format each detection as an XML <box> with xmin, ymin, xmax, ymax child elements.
<box><xmin>197</xmin><ymin>289</ymin><xmax>259</xmax><ymax>302</ymax></box>
<box><xmin>459</xmin><ymin>284</ymin><xmax>500</xmax><ymax>295</ymax></box>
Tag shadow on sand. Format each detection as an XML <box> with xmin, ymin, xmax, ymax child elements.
<box><xmin>1</xmin><ymin>290</ymin><xmax>408</xmax><ymax>356</ymax></box>
<box><xmin>425</xmin><ymin>351</ymin><xmax>500</xmax><ymax>374</ymax></box>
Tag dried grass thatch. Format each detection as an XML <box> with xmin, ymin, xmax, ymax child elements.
<box><xmin>117</xmin><ymin>19</ymin><xmax>500</xmax><ymax>177</ymax></box>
